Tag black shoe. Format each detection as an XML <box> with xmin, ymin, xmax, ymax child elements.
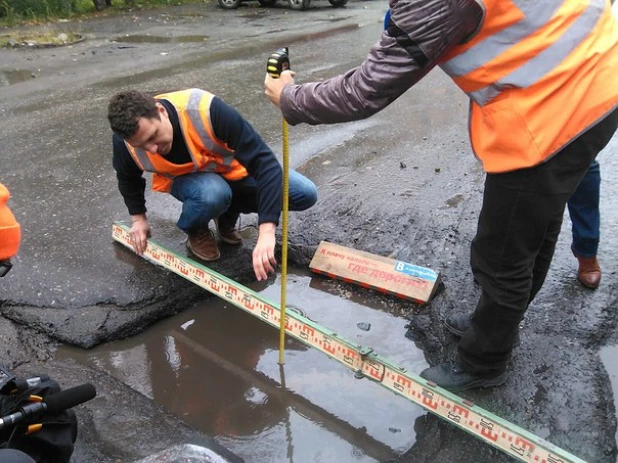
<box><xmin>444</xmin><ymin>313</ymin><xmax>521</xmax><ymax>348</ymax></box>
<box><xmin>420</xmin><ymin>362</ymin><xmax>507</xmax><ymax>392</ymax></box>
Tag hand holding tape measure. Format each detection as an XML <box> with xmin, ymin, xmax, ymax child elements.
<box><xmin>265</xmin><ymin>47</ymin><xmax>295</xmax><ymax>107</ymax></box>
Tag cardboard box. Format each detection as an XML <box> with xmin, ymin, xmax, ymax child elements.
<box><xmin>309</xmin><ymin>241</ymin><xmax>440</xmax><ymax>304</ymax></box>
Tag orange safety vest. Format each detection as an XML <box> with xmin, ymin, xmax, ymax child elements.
<box><xmin>440</xmin><ymin>0</ymin><xmax>618</xmax><ymax>173</ymax></box>
<box><xmin>125</xmin><ymin>89</ymin><xmax>248</xmax><ymax>192</ymax></box>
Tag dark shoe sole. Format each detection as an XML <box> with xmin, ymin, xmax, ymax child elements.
<box><xmin>450</xmin><ymin>371</ymin><xmax>508</xmax><ymax>392</ymax></box>
<box><xmin>420</xmin><ymin>365</ymin><xmax>508</xmax><ymax>392</ymax></box>
<box><xmin>186</xmin><ymin>241</ymin><xmax>220</xmax><ymax>262</ymax></box>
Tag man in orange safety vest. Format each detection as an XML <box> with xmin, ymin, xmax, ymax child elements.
<box><xmin>265</xmin><ymin>0</ymin><xmax>618</xmax><ymax>391</ymax></box>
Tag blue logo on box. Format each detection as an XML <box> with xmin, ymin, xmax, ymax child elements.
<box><xmin>394</xmin><ymin>261</ymin><xmax>438</xmax><ymax>282</ymax></box>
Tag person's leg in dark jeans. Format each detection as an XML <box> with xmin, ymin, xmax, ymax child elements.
<box><xmin>421</xmin><ymin>109</ymin><xmax>618</xmax><ymax>391</ymax></box>
<box><xmin>217</xmin><ymin>169</ymin><xmax>317</xmax><ymax>244</ymax></box>
<box><xmin>422</xmin><ymin>167</ymin><xmax>576</xmax><ymax>391</ymax></box>
<box><xmin>463</xmin><ymin>112</ymin><xmax>617</xmax><ymax>375</ymax></box>
<box><xmin>568</xmin><ymin>160</ymin><xmax>601</xmax><ymax>288</ymax></box>
<box><xmin>223</xmin><ymin>170</ymin><xmax>317</xmax><ymax>219</ymax></box>
<box><xmin>446</xmin><ymin>163</ymin><xmax>601</xmax><ymax>339</ymax></box>
<box><xmin>170</xmin><ymin>172</ymin><xmax>233</xmax><ymax>261</ymax></box>
<box><xmin>461</xmin><ymin>169</ymin><xmax>573</xmax><ymax>372</ymax></box>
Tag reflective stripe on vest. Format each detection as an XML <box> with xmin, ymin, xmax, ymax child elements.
<box><xmin>130</xmin><ymin>148</ymin><xmax>175</xmax><ymax>177</ymax></box>
<box><xmin>126</xmin><ymin>89</ymin><xmax>248</xmax><ymax>192</ymax></box>
<box><xmin>184</xmin><ymin>90</ymin><xmax>237</xmax><ymax>166</ymax></box>
<box><xmin>442</xmin><ymin>0</ymin><xmax>606</xmax><ymax>106</ymax></box>
<box><xmin>439</xmin><ymin>0</ymin><xmax>618</xmax><ymax>172</ymax></box>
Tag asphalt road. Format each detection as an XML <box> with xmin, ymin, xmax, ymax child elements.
<box><xmin>1</xmin><ymin>2</ymin><xmax>617</xmax><ymax>462</ymax></box>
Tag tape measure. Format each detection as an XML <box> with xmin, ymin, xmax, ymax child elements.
<box><xmin>267</xmin><ymin>46</ymin><xmax>292</xmax><ymax>365</ymax></box>
<box><xmin>112</xmin><ymin>222</ymin><xmax>586</xmax><ymax>463</ymax></box>
<box><xmin>267</xmin><ymin>47</ymin><xmax>290</xmax><ymax>78</ymax></box>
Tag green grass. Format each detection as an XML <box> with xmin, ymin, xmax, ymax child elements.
<box><xmin>0</xmin><ymin>29</ymin><xmax>82</xmax><ymax>47</ymax></box>
<box><xmin>0</xmin><ymin>0</ymin><xmax>209</xmax><ymax>27</ymax></box>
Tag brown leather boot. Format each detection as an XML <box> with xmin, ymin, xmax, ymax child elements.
<box><xmin>216</xmin><ymin>214</ymin><xmax>242</xmax><ymax>245</ymax></box>
<box><xmin>573</xmin><ymin>250</ymin><xmax>601</xmax><ymax>289</ymax></box>
<box><xmin>187</xmin><ymin>228</ymin><xmax>220</xmax><ymax>261</ymax></box>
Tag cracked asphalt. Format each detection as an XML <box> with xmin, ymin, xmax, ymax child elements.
<box><xmin>1</xmin><ymin>2</ymin><xmax>617</xmax><ymax>461</ymax></box>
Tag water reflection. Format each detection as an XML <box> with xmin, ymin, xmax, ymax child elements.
<box><xmin>59</xmin><ymin>270</ymin><xmax>429</xmax><ymax>462</ymax></box>
<box><xmin>149</xmin><ymin>307</ymin><xmax>294</xmax><ymax>441</ymax></box>
<box><xmin>113</xmin><ymin>35</ymin><xmax>209</xmax><ymax>44</ymax></box>
<box><xmin>0</xmin><ymin>69</ymin><xmax>33</xmax><ymax>87</ymax></box>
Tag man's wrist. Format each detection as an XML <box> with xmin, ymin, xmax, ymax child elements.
<box><xmin>131</xmin><ymin>213</ymin><xmax>147</xmax><ymax>223</ymax></box>
<box><xmin>258</xmin><ymin>222</ymin><xmax>277</xmax><ymax>234</ymax></box>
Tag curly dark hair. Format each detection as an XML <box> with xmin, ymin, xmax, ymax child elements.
<box><xmin>107</xmin><ymin>90</ymin><xmax>160</xmax><ymax>139</ymax></box>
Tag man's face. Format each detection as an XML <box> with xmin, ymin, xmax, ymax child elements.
<box><xmin>126</xmin><ymin>103</ymin><xmax>174</xmax><ymax>155</ymax></box>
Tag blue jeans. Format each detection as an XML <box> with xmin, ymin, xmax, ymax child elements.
<box><xmin>568</xmin><ymin>160</ymin><xmax>600</xmax><ymax>258</ymax></box>
<box><xmin>170</xmin><ymin>170</ymin><xmax>317</xmax><ymax>233</ymax></box>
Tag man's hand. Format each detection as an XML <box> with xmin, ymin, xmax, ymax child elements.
<box><xmin>129</xmin><ymin>214</ymin><xmax>151</xmax><ymax>255</ymax></box>
<box><xmin>253</xmin><ymin>222</ymin><xmax>277</xmax><ymax>281</ymax></box>
<box><xmin>264</xmin><ymin>70</ymin><xmax>296</xmax><ymax>108</ymax></box>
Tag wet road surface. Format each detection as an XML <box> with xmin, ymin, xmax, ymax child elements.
<box><xmin>58</xmin><ymin>269</ymin><xmax>428</xmax><ymax>462</ymax></box>
<box><xmin>1</xmin><ymin>1</ymin><xmax>618</xmax><ymax>462</ymax></box>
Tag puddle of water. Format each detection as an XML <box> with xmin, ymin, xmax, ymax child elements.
<box><xmin>58</xmin><ymin>269</ymin><xmax>428</xmax><ymax>462</ymax></box>
<box><xmin>113</xmin><ymin>35</ymin><xmax>209</xmax><ymax>44</ymax></box>
<box><xmin>600</xmin><ymin>345</ymin><xmax>618</xmax><ymax>463</ymax></box>
<box><xmin>0</xmin><ymin>69</ymin><xmax>34</xmax><ymax>87</ymax></box>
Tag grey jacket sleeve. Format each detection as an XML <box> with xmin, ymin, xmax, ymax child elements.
<box><xmin>280</xmin><ymin>0</ymin><xmax>483</xmax><ymax>126</ymax></box>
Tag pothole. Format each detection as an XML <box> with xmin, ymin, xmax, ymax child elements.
<box><xmin>0</xmin><ymin>69</ymin><xmax>35</xmax><ymax>87</ymax></box>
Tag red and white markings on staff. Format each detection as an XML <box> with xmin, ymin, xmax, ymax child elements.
<box><xmin>112</xmin><ymin>222</ymin><xmax>586</xmax><ymax>463</ymax></box>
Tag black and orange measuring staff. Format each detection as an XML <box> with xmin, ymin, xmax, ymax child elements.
<box><xmin>266</xmin><ymin>47</ymin><xmax>291</xmax><ymax>365</ymax></box>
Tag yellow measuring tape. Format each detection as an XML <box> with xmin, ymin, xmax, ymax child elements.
<box><xmin>266</xmin><ymin>47</ymin><xmax>292</xmax><ymax>365</ymax></box>
<box><xmin>111</xmin><ymin>222</ymin><xmax>586</xmax><ymax>463</ymax></box>
<box><xmin>279</xmin><ymin>115</ymin><xmax>290</xmax><ymax>365</ymax></box>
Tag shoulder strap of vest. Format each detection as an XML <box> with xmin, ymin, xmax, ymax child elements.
<box><xmin>159</xmin><ymin>89</ymin><xmax>236</xmax><ymax>162</ymax></box>
<box><xmin>124</xmin><ymin>142</ymin><xmax>155</xmax><ymax>172</ymax></box>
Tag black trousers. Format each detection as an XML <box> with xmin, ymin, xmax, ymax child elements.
<box><xmin>459</xmin><ymin>108</ymin><xmax>618</xmax><ymax>374</ymax></box>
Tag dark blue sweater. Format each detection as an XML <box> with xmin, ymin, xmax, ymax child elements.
<box><xmin>112</xmin><ymin>96</ymin><xmax>283</xmax><ymax>225</ymax></box>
